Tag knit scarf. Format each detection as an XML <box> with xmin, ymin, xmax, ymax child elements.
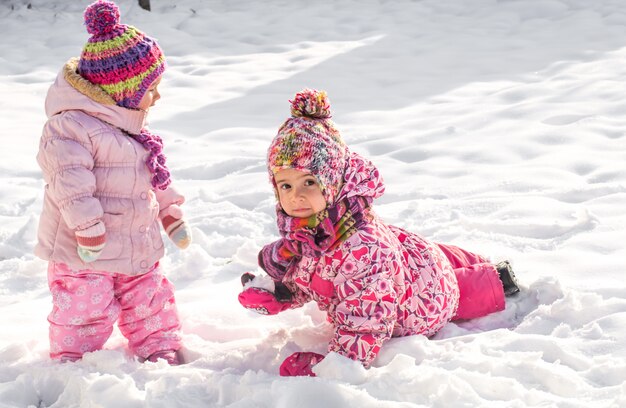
<box><xmin>258</xmin><ymin>195</ymin><xmax>372</xmax><ymax>280</ymax></box>
<box><xmin>131</xmin><ymin>128</ymin><xmax>171</xmax><ymax>190</ymax></box>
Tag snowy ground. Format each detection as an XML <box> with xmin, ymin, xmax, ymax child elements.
<box><xmin>0</xmin><ymin>0</ymin><xmax>625</xmax><ymax>407</ymax></box>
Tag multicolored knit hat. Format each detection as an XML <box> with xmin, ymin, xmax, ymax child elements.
<box><xmin>77</xmin><ymin>0</ymin><xmax>165</xmax><ymax>109</ymax></box>
<box><xmin>267</xmin><ymin>89</ymin><xmax>349</xmax><ymax>205</ymax></box>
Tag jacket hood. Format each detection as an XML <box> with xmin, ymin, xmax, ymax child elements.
<box><xmin>45</xmin><ymin>58</ymin><xmax>147</xmax><ymax>135</ymax></box>
<box><xmin>336</xmin><ymin>151</ymin><xmax>385</xmax><ymax>202</ymax></box>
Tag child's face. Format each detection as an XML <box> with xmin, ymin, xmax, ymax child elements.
<box><xmin>138</xmin><ymin>76</ymin><xmax>162</xmax><ymax>111</ymax></box>
<box><xmin>275</xmin><ymin>168</ymin><xmax>327</xmax><ymax>218</ymax></box>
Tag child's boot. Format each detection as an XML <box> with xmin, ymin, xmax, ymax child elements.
<box><xmin>147</xmin><ymin>350</ymin><xmax>181</xmax><ymax>365</ymax></box>
<box><xmin>496</xmin><ymin>260</ymin><xmax>520</xmax><ymax>296</ymax></box>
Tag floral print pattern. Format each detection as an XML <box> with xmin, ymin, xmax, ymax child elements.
<box><xmin>278</xmin><ymin>153</ymin><xmax>460</xmax><ymax>366</ymax></box>
<box><xmin>47</xmin><ymin>261</ymin><xmax>182</xmax><ymax>361</ymax></box>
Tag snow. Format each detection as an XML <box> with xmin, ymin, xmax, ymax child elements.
<box><xmin>1</xmin><ymin>0</ymin><xmax>625</xmax><ymax>406</ymax></box>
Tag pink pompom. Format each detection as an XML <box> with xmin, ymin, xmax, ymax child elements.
<box><xmin>84</xmin><ymin>0</ymin><xmax>121</xmax><ymax>35</ymax></box>
<box><xmin>290</xmin><ymin>88</ymin><xmax>332</xmax><ymax>119</ymax></box>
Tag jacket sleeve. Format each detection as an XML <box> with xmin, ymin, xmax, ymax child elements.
<box><xmin>329</xmin><ymin>254</ymin><xmax>398</xmax><ymax>367</ymax></box>
<box><xmin>37</xmin><ymin>115</ymin><xmax>103</xmax><ymax>231</ymax></box>
<box><xmin>154</xmin><ymin>185</ymin><xmax>186</xmax><ymax>220</ymax></box>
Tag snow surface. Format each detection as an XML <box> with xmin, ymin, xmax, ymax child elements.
<box><xmin>1</xmin><ymin>0</ymin><xmax>625</xmax><ymax>407</ymax></box>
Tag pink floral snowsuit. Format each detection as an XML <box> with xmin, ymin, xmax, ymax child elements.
<box><xmin>277</xmin><ymin>153</ymin><xmax>505</xmax><ymax>366</ymax></box>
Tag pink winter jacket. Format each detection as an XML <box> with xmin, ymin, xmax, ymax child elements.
<box><xmin>281</xmin><ymin>153</ymin><xmax>460</xmax><ymax>366</ymax></box>
<box><xmin>35</xmin><ymin>59</ymin><xmax>184</xmax><ymax>275</ymax></box>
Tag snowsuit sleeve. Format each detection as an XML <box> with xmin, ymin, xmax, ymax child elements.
<box><xmin>258</xmin><ymin>239</ymin><xmax>313</xmax><ymax>309</ymax></box>
<box><xmin>37</xmin><ymin>114</ymin><xmax>103</xmax><ymax>231</ymax></box>
<box><xmin>282</xmin><ymin>277</ymin><xmax>313</xmax><ymax>310</ymax></box>
<box><xmin>329</xmin><ymin>253</ymin><xmax>398</xmax><ymax>367</ymax></box>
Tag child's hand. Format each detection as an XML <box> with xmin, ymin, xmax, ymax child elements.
<box><xmin>279</xmin><ymin>352</ymin><xmax>325</xmax><ymax>377</ymax></box>
<box><xmin>161</xmin><ymin>205</ymin><xmax>192</xmax><ymax>249</ymax></box>
<box><xmin>75</xmin><ymin>221</ymin><xmax>106</xmax><ymax>263</ymax></box>
<box><xmin>165</xmin><ymin>218</ymin><xmax>191</xmax><ymax>249</ymax></box>
<box><xmin>238</xmin><ymin>272</ymin><xmax>293</xmax><ymax>315</ymax></box>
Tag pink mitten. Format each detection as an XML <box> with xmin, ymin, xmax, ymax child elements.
<box><xmin>279</xmin><ymin>352</ymin><xmax>325</xmax><ymax>377</ymax></box>
<box><xmin>238</xmin><ymin>286</ymin><xmax>293</xmax><ymax>315</ymax></box>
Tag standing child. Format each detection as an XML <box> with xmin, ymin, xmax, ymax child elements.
<box><xmin>35</xmin><ymin>0</ymin><xmax>191</xmax><ymax>364</ymax></box>
<box><xmin>238</xmin><ymin>89</ymin><xmax>520</xmax><ymax>376</ymax></box>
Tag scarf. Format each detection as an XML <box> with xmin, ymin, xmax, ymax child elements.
<box><xmin>258</xmin><ymin>195</ymin><xmax>371</xmax><ymax>280</ymax></box>
<box><xmin>131</xmin><ymin>128</ymin><xmax>171</xmax><ymax>190</ymax></box>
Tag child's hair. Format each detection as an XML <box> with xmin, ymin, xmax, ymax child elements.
<box><xmin>267</xmin><ymin>89</ymin><xmax>349</xmax><ymax>205</ymax></box>
<box><xmin>78</xmin><ymin>0</ymin><xmax>166</xmax><ymax>109</ymax></box>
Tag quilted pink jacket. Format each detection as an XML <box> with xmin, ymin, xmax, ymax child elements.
<box><xmin>282</xmin><ymin>153</ymin><xmax>460</xmax><ymax>366</ymax></box>
<box><xmin>35</xmin><ymin>60</ymin><xmax>184</xmax><ymax>275</ymax></box>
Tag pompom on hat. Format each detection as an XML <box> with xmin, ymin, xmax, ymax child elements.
<box><xmin>268</xmin><ymin>89</ymin><xmax>348</xmax><ymax>206</ymax></box>
<box><xmin>78</xmin><ymin>0</ymin><xmax>165</xmax><ymax>109</ymax></box>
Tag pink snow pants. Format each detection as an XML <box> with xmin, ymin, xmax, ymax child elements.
<box><xmin>47</xmin><ymin>261</ymin><xmax>182</xmax><ymax>361</ymax></box>
<box><xmin>436</xmin><ymin>243</ymin><xmax>506</xmax><ymax>320</ymax></box>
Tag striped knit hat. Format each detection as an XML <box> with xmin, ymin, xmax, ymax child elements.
<box><xmin>268</xmin><ymin>89</ymin><xmax>349</xmax><ymax>205</ymax></box>
<box><xmin>77</xmin><ymin>0</ymin><xmax>165</xmax><ymax>109</ymax></box>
